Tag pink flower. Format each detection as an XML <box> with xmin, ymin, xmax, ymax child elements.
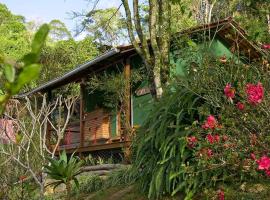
<box><xmin>187</xmin><ymin>136</ymin><xmax>197</xmax><ymax>148</ymax></box>
<box><xmin>224</xmin><ymin>84</ymin><xmax>235</xmax><ymax>99</ymax></box>
<box><xmin>236</xmin><ymin>102</ymin><xmax>245</xmax><ymax>110</ymax></box>
<box><xmin>246</xmin><ymin>82</ymin><xmax>264</xmax><ymax>105</ymax></box>
<box><xmin>218</xmin><ymin>190</ymin><xmax>225</xmax><ymax>200</ymax></box>
<box><xmin>256</xmin><ymin>156</ymin><xmax>270</xmax><ymax>170</ymax></box>
<box><xmin>206</xmin><ymin>134</ymin><xmax>215</xmax><ymax>144</ymax></box>
<box><xmin>206</xmin><ymin>134</ymin><xmax>220</xmax><ymax>144</ymax></box>
<box><xmin>262</xmin><ymin>44</ymin><xmax>270</xmax><ymax>50</ymax></box>
<box><xmin>250</xmin><ymin>153</ymin><xmax>256</xmax><ymax>160</ymax></box>
<box><xmin>214</xmin><ymin>134</ymin><xmax>220</xmax><ymax>143</ymax></box>
<box><xmin>207</xmin><ymin>148</ymin><xmax>213</xmax><ymax>157</ymax></box>
<box><xmin>202</xmin><ymin>115</ymin><xmax>217</xmax><ymax>130</ymax></box>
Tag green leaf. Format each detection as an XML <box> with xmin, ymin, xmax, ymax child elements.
<box><xmin>4</xmin><ymin>64</ymin><xmax>15</xmax><ymax>83</ymax></box>
<box><xmin>22</xmin><ymin>53</ymin><xmax>39</xmax><ymax>66</ymax></box>
<box><xmin>73</xmin><ymin>177</ymin><xmax>80</xmax><ymax>188</ymax></box>
<box><xmin>11</xmin><ymin>64</ymin><xmax>41</xmax><ymax>94</ymax></box>
<box><xmin>31</xmin><ymin>24</ymin><xmax>49</xmax><ymax>54</ymax></box>
<box><xmin>0</xmin><ymin>95</ymin><xmax>7</xmax><ymax>103</ymax></box>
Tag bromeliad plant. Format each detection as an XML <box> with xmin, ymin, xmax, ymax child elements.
<box><xmin>45</xmin><ymin>151</ymin><xmax>83</xmax><ymax>199</ymax></box>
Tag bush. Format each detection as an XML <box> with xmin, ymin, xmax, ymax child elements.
<box><xmin>104</xmin><ymin>166</ymin><xmax>136</xmax><ymax>188</ymax></box>
<box><xmin>73</xmin><ymin>174</ymin><xmax>103</xmax><ymax>194</ymax></box>
<box><xmin>72</xmin><ymin>166</ymin><xmax>135</xmax><ymax>196</ymax></box>
<box><xmin>132</xmin><ymin>50</ymin><xmax>270</xmax><ymax>199</ymax></box>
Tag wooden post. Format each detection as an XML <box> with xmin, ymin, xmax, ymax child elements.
<box><xmin>124</xmin><ymin>57</ymin><xmax>131</xmax><ymax>134</ymax></box>
<box><xmin>80</xmin><ymin>80</ymin><xmax>86</xmax><ymax>150</ymax></box>
<box><xmin>123</xmin><ymin>58</ymin><xmax>132</xmax><ymax>163</ymax></box>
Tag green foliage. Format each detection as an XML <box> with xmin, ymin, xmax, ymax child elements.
<box><xmin>0</xmin><ymin>23</ymin><xmax>49</xmax><ymax>114</ymax></box>
<box><xmin>132</xmin><ymin>41</ymin><xmax>270</xmax><ymax>199</ymax></box>
<box><xmin>0</xmin><ymin>3</ymin><xmax>30</xmax><ymax>60</ymax></box>
<box><xmin>49</xmin><ymin>19</ymin><xmax>72</xmax><ymax>42</ymax></box>
<box><xmin>132</xmin><ymin>85</ymin><xmax>204</xmax><ymax>199</ymax></box>
<box><xmin>104</xmin><ymin>166</ymin><xmax>136</xmax><ymax>188</ymax></box>
<box><xmin>45</xmin><ymin>151</ymin><xmax>83</xmax><ymax>198</ymax></box>
<box><xmin>72</xmin><ymin>174</ymin><xmax>103</xmax><ymax>194</ymax></box>
<box><xmin>72</xmin><ymin>166</ymin><xmax>135</xmax><ymax>197</ymax></box>
<box><xmin>78</xmin><ymin>7</ymin><xmax>126</xmax><ymax>45</ymax></box>
<box><xmin>83</xmin><ymin>154</ymin><xmax>114</xmax><ymax>166</ymax></box>
<box><xmin>39</xmin><ymin>37</ymin><xmax>99</xmax><ymax>86</ymax></box>
<box><xmin>87</xmin><ymin>68</ymin><xmax>144</xmax><ymax>111</ymax></box>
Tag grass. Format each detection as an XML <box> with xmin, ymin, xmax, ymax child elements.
<box><xmin>72</xmin><ymin>185</ymin><xmax>181</xmax><ymax>200</ymax></box>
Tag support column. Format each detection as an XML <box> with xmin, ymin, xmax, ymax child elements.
<box><xmin>123</xmin><ymin>58</ymin><xmax>132</xmax><ymax>163</ymax></box>
<box><xmin>80</xmin><ymin>79</ymin><xmax>86</xmax><ymax>150</ymax></box>
<box><xmin>124</xmin><ymin>58</ymin><xmax>131</xmax><ymax>125</ymax></box>
<box><xmin>124</xmin><ymin>57</ymin><xmax>131</xmax><ymax>134</ymax></box>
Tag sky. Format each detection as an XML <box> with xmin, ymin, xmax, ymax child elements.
<box><xmin>0</xmin><ymin>0</ymin><xmax>122</xmax><ymax>38</ymax></box>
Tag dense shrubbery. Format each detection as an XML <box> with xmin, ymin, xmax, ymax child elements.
<box><xmin>71</xmin><ymin>166</ymin><xmax>135</xmax><ymax>196</ymax></box>
<box><xmin>132</xmin><ymin>50</ymin><xmax>270</xmax><ymax>199</ymax></box>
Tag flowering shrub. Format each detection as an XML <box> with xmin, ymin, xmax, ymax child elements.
<box><xmin>246</xmin><ymin>82</ymin><xmax>264</xmax><ymax>105</ymax></box>
<box><xmin>133</xmin><ymin>52</ymin><xmax>270</xmax><ymax>199</ymax></box>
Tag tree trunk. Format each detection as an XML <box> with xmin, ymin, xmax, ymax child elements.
<box><xmin>122</xmin><ymin>0</ymin><xmax>172</xmax><ymax>99</ymax></box>
<box><xmin>66</xmin><ymin>181</ymin><xmax>71</xmax><ymax>200</ymax></box>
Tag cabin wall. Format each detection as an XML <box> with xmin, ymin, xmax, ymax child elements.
<box><xmin>82</xmin><ymin>36</ymin><xmax>234</xmax><ymax>132</ymax></box>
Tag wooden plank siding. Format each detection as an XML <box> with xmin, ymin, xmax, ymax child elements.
<box><xmin>84</xmin><ymin>109</ymin><xmax>110</xmax><ymax>143</ymax></box>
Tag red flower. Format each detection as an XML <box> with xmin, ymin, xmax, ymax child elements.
<box><xmin>218</xmin><ymin>190</ymin><xmax>225</xmax><ymax>200</ymax></box>
<box><xmin>202</xmin><ymin>115</ymin><xmax>217</xmax><ymax>130</ymax></box>
<box><xmin>236</xmin><ymin>102</ymin><xmax>245</xmax><ymax>110</ymax></box>
<box><xmin>257</xmin><ymin>156</ymin><xmax>270</xmax><ymax>170</ymax></box>
<box><xmin>207</xmin><ymin>148</ymin><xmax>213</xmax><ymax>157</ymax></box>
<box><xmin>224</xmin><ymin>84</ymin><xmax>235</xmax><ymax>99</ymax></box>
<box><xmin>187</xmin><ymin>136</ymin><xmax>197</xmax><ymax>148</ymax></box>
<box><xmin>262</xmin><ymin>44</ymin><xmax>270</xmax><ymax>50</ymax></box>
<box><xmin>246</xmin><ymin>82</ymin><xmax>264</xmax><ymax>105</ymax></box>
<box><xmin>206</xmin><ymin>134</ymin><xmax>215</xmax><ymax>144</ymax></box>
<box><xmin>250</xmin><ymin>153</ymin><xmax>256</xmax><ymax>160</ymax></box>
<box><xmin>206</xmin><ymin>134</ymin><xmax>220</xmax><ymax>144</ymax></box>
<box><xmin>214</xmin><ymin>134</ymin><xmax>220</xmax><ymax>143</ymax></box>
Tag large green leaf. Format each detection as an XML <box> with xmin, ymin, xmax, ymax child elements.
<box><xmin>31</xmin><ymin>24</ymin><xmax>49</xmax><ymax>54</ymax></box>
<box><xmin>11</xmin><ymin>64</ymin><xmax>41</xmax><ymax>94</ymax></box>
<box><xmin>4</xmin><ymin>64</ymin><xmax>15</xmax><ymax>83</ymax></box>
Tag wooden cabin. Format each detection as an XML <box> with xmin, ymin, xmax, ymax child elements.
<box><xmin>19</xmin><ymin>18</ymin><xmax>264</xmax><ymax>155</ymax></box>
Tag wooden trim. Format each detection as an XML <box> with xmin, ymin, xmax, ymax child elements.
<box><xmin>79</xmin><ymin>80</ymin><xmax>86</xmax><ymax>148</ymax></box>
<box><xmin>57</xmin><ymin>141</ymin><xmax>132</xmax><ymax>154</ymax></box>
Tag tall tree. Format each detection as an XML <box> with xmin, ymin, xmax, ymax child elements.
<box><xmin>48</xmin><ymin>19</ymin><xmax>72</xmax><ymax>41</ymax></box>
<box><xmin>73</xmin><ymin>7</ymin><xmax>126</xmax><ymax>46</ymax></box>
<box><xmin>121</xmin><ymin>0</ymin><xmax>173</xmax><ymax>98</ymax></box>
<box><xmin>0</xmin><ymin>3</ymin><xmax>30</xmax><ymax>59</ymax></box>
<box><xmin>39</xmin><ymin>37</ymin><xmax>99</xmax><ymax>85</ymax></box>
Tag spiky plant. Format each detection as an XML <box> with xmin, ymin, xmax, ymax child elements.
<box><xmin>44</xmin><ymin>151</ymin><xmax>83</xmax><ymax>199</ymax></box>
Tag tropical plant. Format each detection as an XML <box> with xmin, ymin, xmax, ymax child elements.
<box><xmin>0</xmin><ymin>23</ymin><xmax>49</xmax><ymax>114</ymax></box>
<box><xmin>132</xmin><ymin>85</ymin><xmax>204</xmax><ymax>199</ymax></box>
<box><xmin>132</xmin><ymin>41</ymin><xmax>270</xmax><ymax>199</ymax></box>
<box><xmin>45</xmin><ymin>151</ymin><xmax>83</xmax><ymax>199</ymax></box>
